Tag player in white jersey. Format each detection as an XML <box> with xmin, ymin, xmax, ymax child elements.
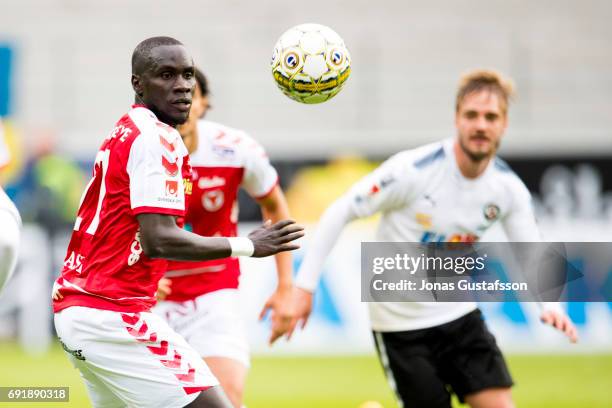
<box><xmin>290</xmin><ymin>70</ymin><xmax>577</xmax><ymax>408</ymax></box>
<box><xmin>0</xmin><ymin>118</ymin><xmax>21</xmax><ymax>295</ymax></box>
<box><xmin>154</xmin><ymin>69</ymin><xmax>295</xmax><ymax>407</ymax></box>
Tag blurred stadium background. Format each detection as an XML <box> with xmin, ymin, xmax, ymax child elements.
<box><xmin>0</xmin><ymin>1</ymin><xmax>611</xmax><ymax>407</ymax></box>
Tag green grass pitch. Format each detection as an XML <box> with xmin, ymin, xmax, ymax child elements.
<box><xmin>0</xmin><ymin>342</ymin><xmax>610</xmax><ymax>407</ymax></box>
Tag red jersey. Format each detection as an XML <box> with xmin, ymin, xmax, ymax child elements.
<box><xmin>53</xmin><ymin>106</ymin><xmax>192</xmax><ymax>313</ymax></box>
<box><xmin>165</xmin><ymin>120</ymin><xmax>278</xmax><ymax>301</ymax></box>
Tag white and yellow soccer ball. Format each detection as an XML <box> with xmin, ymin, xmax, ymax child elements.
<box><xmin>271</xmin><ymin>23</ymin><xmax>351</xmax><ymax>104</ymax></box>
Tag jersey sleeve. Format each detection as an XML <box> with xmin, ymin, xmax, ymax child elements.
<box><xmin>0</xmin><ymin>120</ymin><xmax>10</xmax><ymax>168</ymax></box>
<box><xmin>501</xmin><ymin>179</ymin><xmax>541</xmax><ymax>241</ymax></box>
<box><xmin>346</xmin><ymin>153</ymin><xmax>412</xmax><ymax>218</ymax></box>
<box><xmin>240</xmin><ymin>132</ymin><xmax>278</xmax><ymax>199</ymax></box>
<box><xmin>126</xmin><ymin>133</ymin><xmax>186</xmax><ymax>216</ymax></box>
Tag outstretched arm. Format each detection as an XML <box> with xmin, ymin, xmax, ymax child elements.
<box><xmin>256</xmin><ymin>185</ymin><xmax>297</xmax><ymax>344</ymax></box>
<box><xmin>289</xmin><ymin>153</ymin><xmax>411</xmax><ymax>335</ymax></box>
<box><xmin>502</xmin><ymin>183</ymin><xmax>578</xmax><ymax>343</ymax></box>
<box><xmin>290</xmin><ymin>196</ymin><xmax>358</xmax><ymax>333</ymax></box>
<box><xmin>138</xmin><ymin>213</ymin><xmax>303</xmax><ymax>260</ymax></box>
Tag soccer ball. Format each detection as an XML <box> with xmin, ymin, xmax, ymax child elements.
<box><xmin>271</xmin><ymin>23</ymin><xmax>351</xmax><ymax>104</ymax></box>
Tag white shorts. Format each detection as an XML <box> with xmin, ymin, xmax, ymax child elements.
<box><xmin>54</xmin><ymin>306</ymin><xmax>219</xmax><ymax>408</ymax></box>
<box><xmin>153</xmin><ymin>289</ymin><xmax>250</xmax><ymax>367</ymax></box>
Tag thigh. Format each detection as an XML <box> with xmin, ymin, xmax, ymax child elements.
<box><xmin>204</xmin><ymin>357</ymin><xmax>247</xmax><ymax>408</ymax></box>
<box><xmin>373</xmin><ymin>331</ymin><xmax>452</xmax><ymax>408</ymax></box>
<box><xmin>156</xmin><ymin>289</ymin><xmax>250</xmax><ymax>367</ymax></box>
<box><xmin>54</xmin><ymin>306</ymin><xmax>219</xmax><ymax>408</ymax></box>
<box><xmin>69</xmin><ymin>355</ymin><xmax>125</xmax><ymax>408</ymax></box>
<box><xmin>437</xmin><ymin>310</ymin><xmax>513</xmax><ymax>403</ymax></box>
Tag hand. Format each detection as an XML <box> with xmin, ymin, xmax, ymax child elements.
<box><xmin>287</xmin><ymin>287</ymin><xmax>314</xmax><ymax>338</ymax></box>
<box><xmin>259</xmin><ymin>286</ymin><xmax>295</xmax><ymax>345</ymax></box>
<box><xmin>540</xmin><ymin>309</ymin><xmax>578</xmax><ymax>343</ymax></box>
<box><xmin>156</xmin><ymin>278</ymin><xmax>172</xmax><ymax>301</ymax></box>
<box><xmin>248</xmin><ymin>220</ymin><xmax>304</xmax><ymax>258</ymax></box>
<box><xmin>52</xmin><ymin>281</ymin><xmax>64</xmax><ymax>301</ymax></box>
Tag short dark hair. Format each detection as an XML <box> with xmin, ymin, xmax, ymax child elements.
<box><xmin>194</xmin><ymin>68</ymin><xmax>209</xmax><ymax>96</ymax></box>
<box><xmin>132</xmin><ymin>36</ymin><xmax>183</xmax><ymax>75</ymax></box>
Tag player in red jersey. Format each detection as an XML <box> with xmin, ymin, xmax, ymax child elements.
<box><xmin>153</xmin><ymin>69</ymin><xmax>295</xmax><ymax>407</ymax></box>
<box><xmin>52</xmin><ymin>37</ymin><xmax>303</xmax><ymax>408</ymax></box>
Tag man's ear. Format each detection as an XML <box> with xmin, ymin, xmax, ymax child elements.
<box><xmin>131</xmin><ymin>74</ymin><xmax>143</xmax><ymax>96</ymax></box>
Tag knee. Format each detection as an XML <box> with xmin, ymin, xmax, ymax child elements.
<box><xmin>222</xmin><ymin>379</ymin><xmax>244</xmax><ymax>408</ymax></box>
<box><xmin>465</xmin><ymin>388</ymin><xmax>514</xmax><ymax>408</ymax></box>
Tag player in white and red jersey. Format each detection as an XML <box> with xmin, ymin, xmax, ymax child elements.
<box><xmin>153</xmin><ymin>69</ymin><xmax>295</xmax><ymax>408</ymax></box>
<box><xmin>291</xmin><ymin>70</ymin><xmax>577</xmax><ymax>408</ymax></box>
<box><xmin>0</xmin><ymin>118</ymin><xmax>21</xmax><ymax>294</ymax></box>
<box><xmin>52</xmin><ymin>37</ymin><xmax>303</xmax><ymax>408</ymax></box>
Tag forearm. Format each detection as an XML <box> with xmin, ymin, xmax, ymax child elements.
<box><xmin>260</xmin><ymin>190</ymin><xmax>293</xmax><ymax>289</ymax></box>
<box><xmin>137</xmin><ymin>213</ymin><xmax>246</xmax><ymax>261</ymax></box>
<box><xmin>295</xmin><ymin>196</ymin><xmax>357</xmax><ymax>292</ymax></box>
<box><xmin>146</xmin><ymin>226</ymin><xmax>232</xmax><ymax>261</ymax></box>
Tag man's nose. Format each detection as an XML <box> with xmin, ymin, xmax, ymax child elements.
<box><xmin>175</xmin><ymin>76</ymin><xmax>193</xmax><ymax>93</ymax></box>
<box><xmin>475</xmin><ymin>115</ymin><xmax>488</xmax><ymax>130</ymax></box>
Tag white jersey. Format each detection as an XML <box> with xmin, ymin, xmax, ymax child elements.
<box><xmin>0</xmin><ymin>119</ymin><xmax>20</xmax><ymax>224</ymax></box>
<box><xmin>0</xmin><ymin>119</ymin><xmax>9</xmax><ymax>168</ymax></box>
<box><xmin>296</xmin><ymin>139</ymin><xmax>540</xmax><ymax>331</ymax></box>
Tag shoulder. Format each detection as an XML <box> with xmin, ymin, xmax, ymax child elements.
<box><xmin>490</xmin><ymin>156</ymin><xmax>532</xmax><ymax>203</ymax></box>
<box><xmin>379</xmin><ymin>140</ymin><xmax>447</xmax><ymax>176</ymax></box>
<box><xmin>196</xmin><ymin>120</ymin><xmax>267</xmax><ymax>163</ymax></box>
<box><xmin>123</xmin><ymin>107</ymin><xmax>184</xmax><ymax>159</ymax></box>
<box><xmin>411</xmin><ymin>141</ymin><xmax>447</xmax><ymax>169</ymax></box>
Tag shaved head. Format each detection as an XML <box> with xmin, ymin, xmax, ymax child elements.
<box><xmin>132</xmin><ymin>36</ymin><xmax>184</xmax><ymax>75</ymax></box>
<box><xmin>130</xmin><ymin>36</ymin><xmax>195</xmax><ymax>127</ymax></box>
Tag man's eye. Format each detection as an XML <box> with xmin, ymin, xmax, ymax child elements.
<box><xmin>184</xmin><ymin>72</ymin><xmax>193</xmax><ymax>79</ymax></box>
<box><xmin>485</xmin><ymin>113</ymin><xmax>498</xmax><ymax>121</ymax></box>
<box><xmin>161</xmin><ymin>72</ymin><xmax>173</xmax><ymax>79</ymax></box>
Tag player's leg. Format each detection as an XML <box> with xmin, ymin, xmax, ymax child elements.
<box><xmin>203</xmin><ymin>357</ymin><xmax>247</xmax><ymax>408</ymax></box>
<box><xmin>65</xmin><ymin>352</ymin><xmax>126</xmax><ymax>408</ymax></box>
<box><xmin>184</xmin><ymin>386</ymin><xmax>233</xmax><ymax>408</ymax></box>
<box><xmin>435</xmin><ymin>309</ymin><xmax>514</xmax><ymax>408</ymax></box>
<box><xmin>373</xmin><ymin>330</ymin><xmax>452</xmax><ymax>408</ymax></box>
<box><xmin>463</xmin><ymin>388</ymin><xmax>514</xmax><ymax>408</ymax></box>
<box><xmin>0</xmin><ymin>209</ymin><xmax>20</xmax><ymax>293</ymax></box>
<box><xmin>156</xmin><ymin>289</ymin><xmax>250</xmax><ymax>408</ymax></box>
<box><xmin>54</xmin><ymin>306</ymin><xmax>225</xmax><ymax>408</ymax></box>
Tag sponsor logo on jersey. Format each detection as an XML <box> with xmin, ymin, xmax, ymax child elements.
<box><xmin>60</xmin><ymin>340</ymin><xmax>86</xmax><ymax>361</ymax></box>
<box><xmin>420</xmin><ymin>231</ymin><xmax>479</xmax><ymax>243</ymax></box>
<box><xmin>202</xmin><ymin>189</ymin><xmax>224</xmax><ymax>212</ymax></box>
<box><xmin>198</xmin><ymin>176</ymin><xmax>226</xmax><ymax>190</ymax></box>
<box><xmin>423</xmin><ymin>194</ymin><xmax>437</xmax><ymax>207</ymax></box>
<box><xmin>415</xmin><ymin>212</ymin><xmax>432</xmax><ymax>229</ymax></box>
<box><xmin>484</xmin><ymin>203</ymin><xmax>500</xmax><ymax>221</ymax></box>
<box><xmin>183</xmin><ymin>178</ymin><xmax>192</xmax><ymax>196</ymax></box>
<box><xmin>212</xmin><ymin>145</ymin><xmax>235</xmax><ymax>158</ymax></box>
<box><xmin>355</xmin><ymin>175</ymin><xmax>396</xmax><ymax>203</ymax></box>
<box><xmin>128</xmin><ymin>232</ymin><xmax>143</xmax><ymax>266</ymax></box>
<box><xmin>165</xmin><ymin>180</ymin><xmax>178</xmax><ymax>197</ymax></box>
